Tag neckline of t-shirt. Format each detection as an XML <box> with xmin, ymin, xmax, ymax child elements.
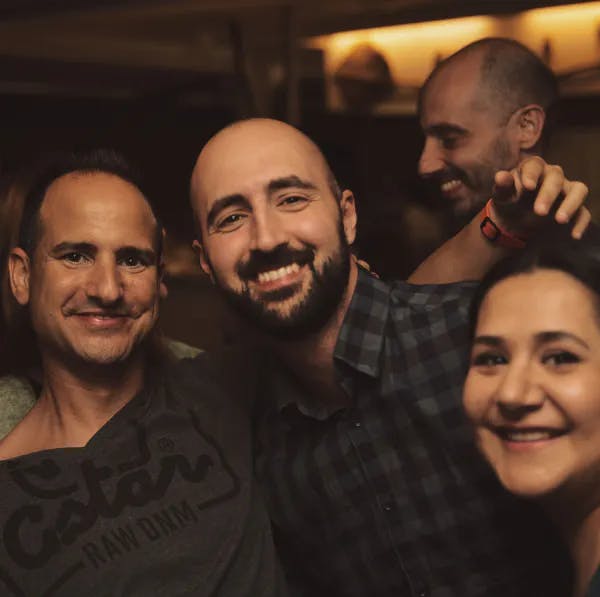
<box><xmin>0</xmin><ymin>381</ymin><xmax>155</xmax><ymax>470</ymax></box>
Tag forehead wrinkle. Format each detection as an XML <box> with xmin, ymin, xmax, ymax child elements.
<box><xmin>38</xmin><ymin>175</ymin><xmax>158</xmax><ymax>255</ymax></box>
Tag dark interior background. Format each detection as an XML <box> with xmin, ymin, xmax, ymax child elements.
<box><xmin>1</xmin><ymin>0</ymin><xmax>599</xmax><ymax>351</ymax></box>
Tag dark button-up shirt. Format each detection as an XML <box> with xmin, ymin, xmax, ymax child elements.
<box><xmin>256</xmin><ymin>268</ymin><xmax>568</xmax><ymax>597</ymax></box>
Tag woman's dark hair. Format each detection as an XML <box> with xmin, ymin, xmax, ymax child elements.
<box><xmin>469</xmin><ymin>238</ymin><xmax>600</xmax><ymax>338</ymax></box>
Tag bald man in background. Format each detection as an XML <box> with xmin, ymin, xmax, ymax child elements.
<box><xmin>418</xmin><ymin>37</ymin><xmax>559</xmax><ymax>222</ymax></box>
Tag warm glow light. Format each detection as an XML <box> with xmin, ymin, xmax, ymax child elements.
<box><xmin>310</xmin><ymin>16</ymin><xmax>496</xmax><ymax>86</ymax></box>
<box><xmin>515</xmin><ymin>1</ymin><xmax>600</xmax><ymax>71</ymax></box>
<box><xmin>525</xmin><ymin>1</ymin><xmax>600</xmax><ymax>23</ymax></box>
<box><xmin>308</xmin><ymin>1</ymin><xmax>600</xmax><ymax>111</ymax></box>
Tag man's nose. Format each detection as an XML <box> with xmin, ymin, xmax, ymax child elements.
<box><xmin>249</xmin><ymin>209</ymin><xmax>287</xmax><ymax>253</ymax></box>
<box><xmin>86</xmin><ymin>259</ymin><xmax>123</xmax><ymax>304</ymax></box>
<box><xmin>418</xmin><ymin>137</ymin><xmax>445</xmax><ymax>178</ymax></box>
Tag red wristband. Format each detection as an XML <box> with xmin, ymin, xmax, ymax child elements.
<box><xmin>480</xmin><ymin>199</ymin><xmax>527</xmax><ymax>249</ymax></box>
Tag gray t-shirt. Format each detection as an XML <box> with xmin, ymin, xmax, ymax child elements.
<box><xmin>0</xmin><ymin>339</ymin><xmax>203</xmax><ymax>440</ymax></box>
<box><xmin>0</xmin><ymin>355</ymin><xmax>286</xmax><ymax>596</ymax></box>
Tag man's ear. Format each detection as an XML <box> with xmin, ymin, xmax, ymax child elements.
<box><xmin>159</xmin><ymin>228</ymin><xmax>168</xmax><ymax>299</ymax></box>
<box><xmin>8</xmin><ymin>248</ymin><xmax>31</xmax><ymax>306</ymax></box>
<box><xmin>192</xmin><ymin>239</ymin><xmax>214</xmax><ymax>282</ymax></box>
<box><xmin>514</xmin><ymin>104</ymin><xmax>545</xmax><ymax>151</ymax></box>
<box><xmin>340</xmin><ymin>190</ymin><xmax>357</xmax><ymax>246</ymax></box>
<box><xmin>158</xmin><ymin>263</ymin><xmax>168</xmax><ymax>299</ymax></box>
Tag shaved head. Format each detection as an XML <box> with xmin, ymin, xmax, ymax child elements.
<box><xmin>191</xmin><ymin>119</ymin><xmax>341</xmax><ymax>238</ymax></box>
<box><xmin>421</xmin><ymin>38</ymin><xmax>558</xmax><ymax>133</ymax></box>
<box><xmin>418</xmin><ymin>38</ymin><xmax>557</xmax><ymax>216</ymax></box>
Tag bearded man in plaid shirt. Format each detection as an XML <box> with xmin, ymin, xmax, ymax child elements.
<box><xmin>190</xmin><ymin>118</ymin><xmax>589</xmax><ymax>597</ymax></box>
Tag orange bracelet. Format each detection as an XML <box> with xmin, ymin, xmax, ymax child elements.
<box><xmin>480</xmin><ymin>199</ymin><xmax>527</xmax><ymax>249</ymax></box>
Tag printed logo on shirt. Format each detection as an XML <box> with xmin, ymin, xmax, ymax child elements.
<box><xmin>0</xmin><ymin>409</ymin><xmax>241</xmax><ymax>595</ymax></box>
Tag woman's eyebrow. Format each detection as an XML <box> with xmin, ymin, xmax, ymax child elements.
<box><xmin>535</xmin><ymin>331</ymin><xmax>590</xmax><ymax>350</ymax></box>
<box><xmin>472</xmin><ymin>335</ymin><xmax>503</xmax><ymax>347</ymax></box>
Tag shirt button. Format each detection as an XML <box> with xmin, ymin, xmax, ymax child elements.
<box><xmin>353</xmin><ymin>421</ymin><xmax>362</xmax><ymax>429</ymax></box>
<box><xmin>382</xmin><ymin>502</ymin><xmax>394</xmax><ymax>512</ymax></box>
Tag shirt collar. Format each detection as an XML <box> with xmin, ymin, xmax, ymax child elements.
<box><xmin>333</xmin><ymin>267</ymin><xmax>389</xmax><ymax>379</ymax></box>
<box><xmin>265</xmin><ymin>267</ymin><xmax>389</xmax><ymax>419</ymax></box>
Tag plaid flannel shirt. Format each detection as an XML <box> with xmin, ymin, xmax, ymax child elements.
<box><xmin>256</xmin><ymin>267</ymin><xmax>569</xmax><ymax>597</ymax></box>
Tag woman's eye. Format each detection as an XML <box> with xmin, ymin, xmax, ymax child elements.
<box><xmin>471</xmin><ymin>352</ymin><xmax>506</xmax><ymax>367</ymax></box>
<box><xmin>543</xmin><ymin>351</ymin><xmax>580</xmax><ymax>366</ymax></box>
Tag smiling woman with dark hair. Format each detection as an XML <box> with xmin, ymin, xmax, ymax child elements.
<box><xmin>464</xmin><ymin>239</ymin><xmax>600</xmax><ymax>597</ymax></box>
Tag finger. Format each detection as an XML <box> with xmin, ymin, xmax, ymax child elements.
<box><xmin>356</xmin><ymin>258</ymin><xmax>371</xmax><ymax>271</ymax></box>
<box><xmin>554</xmin><ymin>181</ymin><xmax>589</xmax><ymax>223</ymax></box>
<box><xmin>570</xmin><ymin>207</ymin><xmax>592</xmax><ymax>239</ymax></box>
<box><xmin>492</xmin><ymin>170</ymin><xmax>518</xmax><ymax>205</ymax></box>
<box><xmin>531</xmin><ymin>165</ymin><xmax>564</xmax><ymax>216</ymax></box>
<box><xmin>518</xmin><ymin>156</ymin><xmax>546</xmax><ymax>190</ymax></box>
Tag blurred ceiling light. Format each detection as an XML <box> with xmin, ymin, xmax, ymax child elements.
<box><xmin>522</xmin><ymin>1</ymin><xmax>600</xmax><ymax>26</ymax></box>
<box><xmin>309</xmin><ymin>0</ymin><xmax>600</xmax><ymax>110</ymax></box>
<box><xmin>309</xmin><ymin>16</ymin><xmax>495</xmax><ymax>85</ymax></box>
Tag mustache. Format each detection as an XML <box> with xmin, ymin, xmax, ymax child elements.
<box><xmin>237</xmin><ymin>244</ymin><xmax>315</xmax><ymax>280</ymax></box>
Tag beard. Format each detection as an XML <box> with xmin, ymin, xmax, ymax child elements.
<box><xmin>424</xmin><ymin>134</ymin><xmax>514</xmax><ymax>222</ymax></box>
<box><xmin>207</xmin><ymin>224</ymin><xmax>352</xmax><ymax>341</ymax></box>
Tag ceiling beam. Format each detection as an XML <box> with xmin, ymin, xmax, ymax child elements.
<box><xmin>0</xmin><ymin>0</ymin><xmax>294</xmax><ymax>22</ymax></box>
<box><xmin>0</xmin><ymin>0</ymin><xmax>186</xmax><ymax>21</ymax></box>
<box><xmin>302</xmin><ymin>0</ymin><xmax>600</xmax><ymax>35</ymax></box>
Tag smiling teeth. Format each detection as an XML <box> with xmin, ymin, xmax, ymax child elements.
<box><xmin>441</xmin><ymin>180</ymin><xmax>461</xmax><ymax>192</ymax></box>
<box><xmin>257</xmin><ymin>263</ymin><xmax>300</xmax><ymax>283</ymax></box>
<box><xmin>501</xmin><ymin>430</ymin><xmax>559</xmax><ymax>442</ymax></box>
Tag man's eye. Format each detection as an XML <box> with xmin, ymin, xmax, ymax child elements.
<box><xmin>542</xmin><ymin>351</ymin><xmax>580</xmax><ymax>367</ymax></box>
<box><xmin>215</xmin><ymin>213</ymin><xmax>246</xmax><ymax>231</ymax></box>
<box><xmin>279</xmin><ymin>195</ymin><xmax>309</xmax><ymax>209</ymax></box>
<box><xmin>118</xmin><ymin>251</ymin><xmax>152</xmax><ymax>269</ymax></box>
<box><xmin>120</xmin><ymin>256</ymin><xmax>143</xmax><ymax>268</ymax></box>
<box><xmin>441</xmin><ymin>137</ymin><xmax>458</xmax><ymax>150</ymax></box>
<box><xmin>61</xmin><ymin>252</ymin><xmax>89</xmax><ymax>264</ymax></box>
<box><xmin>471</xmin><ymin>351</ymin><xmax>507</xmax><ymax>367</ymax></box>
